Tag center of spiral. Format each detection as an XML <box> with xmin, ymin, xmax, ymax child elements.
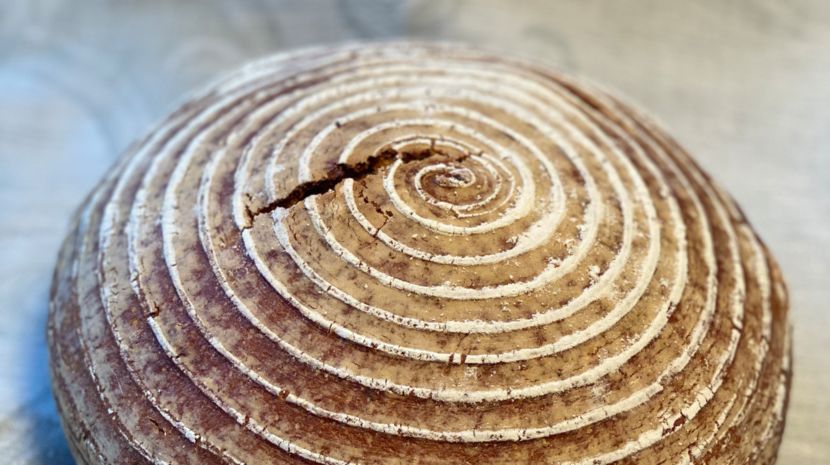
<box><xmin>433</xmin><ymin>167</ymin><xmax>475</xmax><ymax>188</ymax></box>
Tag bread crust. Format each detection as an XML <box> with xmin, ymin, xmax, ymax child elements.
<box><xmin>48</xmin><ymin>42</ymin><xmax>791</xmax><ymax>464</ymax></box>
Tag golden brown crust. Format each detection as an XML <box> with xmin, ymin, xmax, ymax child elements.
<box><xmin>48</xmin><ymin>42</ymin><xmax>791</xmax><ymax>464</ymax></box>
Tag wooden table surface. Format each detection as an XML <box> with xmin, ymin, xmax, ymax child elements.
<box><xmin>1</xmin><ymin>1</ymin><xmax>827</xmax><ymax>463</ymax></box>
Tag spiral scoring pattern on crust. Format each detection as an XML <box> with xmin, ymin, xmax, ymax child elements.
<box><xmin>48</xmin><ymin>43</ymin><xmax>791</xmax><ymax>465</ymax></box>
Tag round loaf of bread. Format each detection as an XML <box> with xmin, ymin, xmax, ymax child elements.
<box><xmin>48</xmin><ymin>42</ymin><xmax>791</xmax><ymax>464</ymax></box>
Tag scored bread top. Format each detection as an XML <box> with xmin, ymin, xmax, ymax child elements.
<box><xmin>48</xmin><ymin>42</ymin><xmax>791</xmax><ymax>465</ymax></box>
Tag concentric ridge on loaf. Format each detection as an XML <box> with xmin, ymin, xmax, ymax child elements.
<box><xmin>48</xmin><ymin>42</ymin><xmax>791</xmax><ymax>465</ymax></box>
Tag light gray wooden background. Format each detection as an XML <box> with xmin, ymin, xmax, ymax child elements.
<box><xmin>1</xmin><ymin>1</ymin><xmax>827</xmax><ymax>463</ymax></box>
